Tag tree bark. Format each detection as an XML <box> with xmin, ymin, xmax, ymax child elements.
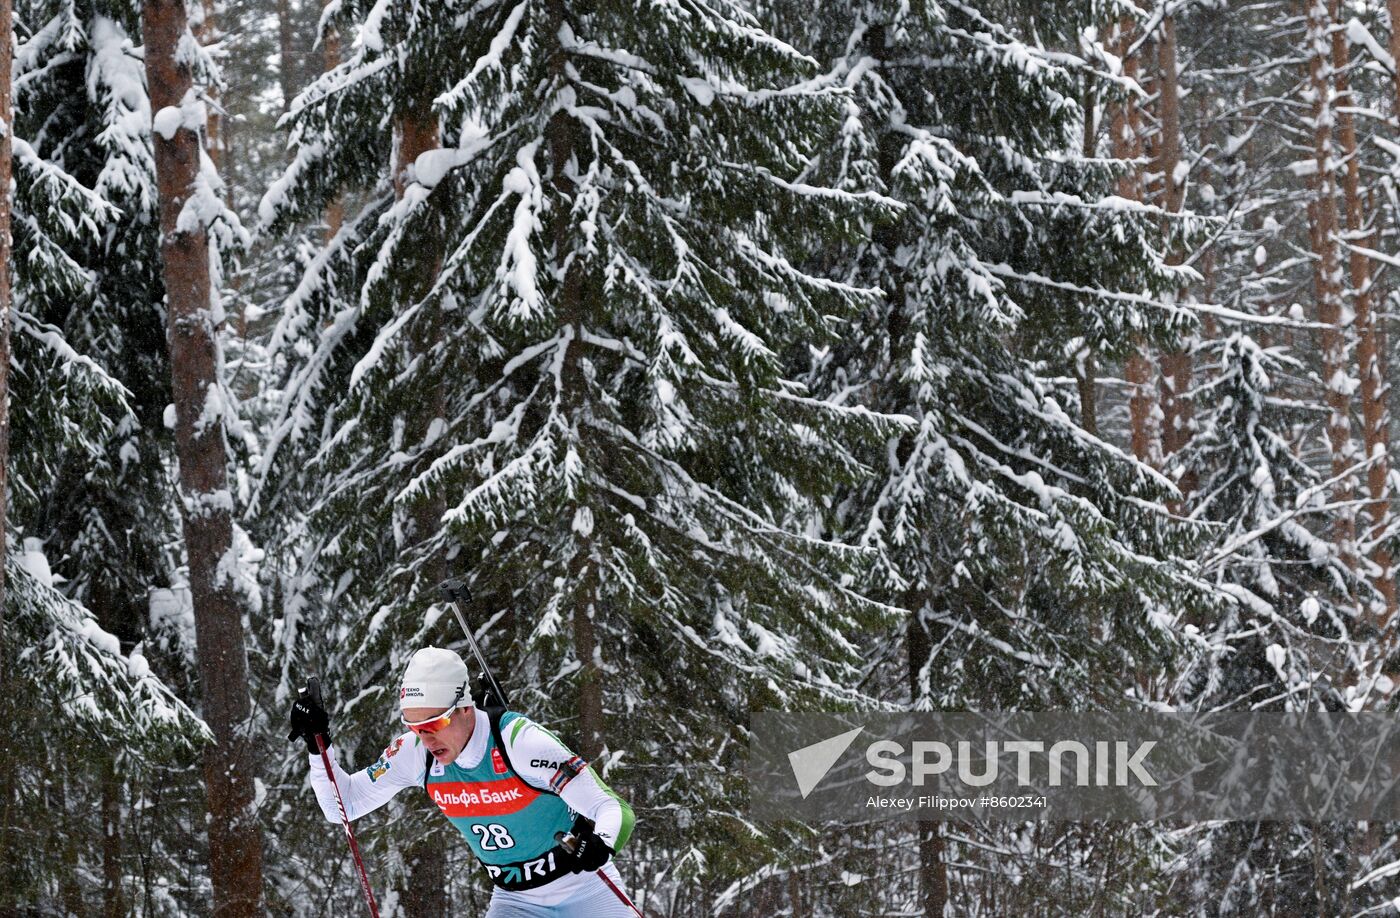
<box><xmin>1330</xmin><ymin>0</ymin><xmax>1396</xmax><ymax>622</ymax></box>
<box><xmin>543</xmin><ymin>0</ymin><xmax>605</xmax><ymax>763</ymax></box>
<box><xmin>142</xmin><ymin>0</ymin><xmax>265</xmax><ymax>911</ymax></box>
<box><xmin>1389</xmin><ymin>1</ymin><xmax>1400</xmax><ymax>119</ymax></box>
<box><xmin>1302</xmin><ymin>0</ymin><xmax>1358</xmax><ymax>567</ymax></box>
<box><xmin>1075</xmin><ymin>348</ymin><xmax>1099</xmax><ymax>437</ymax></box>
<box><xmin>322</xmin><ymin>0</ymin><xmax>343</xmax><ymax>238</ymax></box>
<box><xmin>908</xmin><ymin>605</ymin><xmax>948</xmax><ymax>915</ymax></box>
<box><xmin>1156</xmin><ymin>13</ymin><xmax>1195</xmax><ymax>495</ymax></box>
<box><xmin>1110</xmin><ymin>16</ymin><xmax>1160</xmax><ymax>466</ymax></box>
<box><xmin>0</xmin><ymin>0</ymin><xmax>13</xmax><ymax>650</ymax></box>
<box><xmin>102</xmin><ymin>746</ymin><xmax>125</xmax><ymax>917</ymax></box>
<box><xmin>277</xmin><ymin>0</ymin><xmax>296</xmax><ymax>112</ymax></box>
<box><xmin>1077</xmin><ymin>77</ymin><xmax>1099</xmax><ymax>438</ymax></box>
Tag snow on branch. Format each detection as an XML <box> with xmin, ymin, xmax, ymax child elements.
<box><xmin>13</xmin><ymin>309</ymin><xmax>134</xmax><ymax>404</ymax></box>
<box><xmin>1201</xmin><ymin>455</ymin><xmax>1384</xmax><ymax>573</ymax></box>
<box><xmin>8</xmin><ymin>556</ymin><xmax>207</xmax><ymax>746</ymax></box>
<box><xmin>980</xmin><ymin>261</ymin><xmax>1333</xmax><ymax>330</ymax></box>
<box><xmin>13</xmin><ymin>137</ymin><xmax>119</xmax><ymax>234</ymax></box>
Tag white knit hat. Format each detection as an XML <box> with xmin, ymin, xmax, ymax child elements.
<box><xmin>400</xmin><ymin>647</ymin><xmax>471</xmax><ymax>711</ymax></box>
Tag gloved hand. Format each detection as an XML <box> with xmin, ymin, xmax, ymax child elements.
<box><xmin>288</xmin><ymin>678</ymin><xmax>331</xmax><ymax>756</ymax></box>
<box><xmin>557</xmin><ymin>815</ymin><xmax>613</xmax><ymax>873</ymax></box>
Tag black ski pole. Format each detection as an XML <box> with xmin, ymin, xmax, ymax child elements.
<box><xmin>302</xmin><ymin>678</ymin><xmax>382</xmax><ymax>918</ymax></box>
<box><xmin>438</xmin><ymin>579</ymin><xmax>510</xmax><ymax>707</ymax></box>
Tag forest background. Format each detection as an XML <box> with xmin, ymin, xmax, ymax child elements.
<box><xmin>6</xmin><ymin>0</ymin><xmax>1400</xmax><ymax>914</ymax></box>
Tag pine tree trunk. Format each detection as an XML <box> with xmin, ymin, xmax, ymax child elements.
<box><xmin>102</xmin><ymin>755</ymin><xmax>124</xmax><ymax>918</ymax></box>
<box><xmin>544</xmin><ymin>0</ymin><xmax>605</xmax><ymax>762</ymax></box>
<box><xmin>142</xmin><ymin>0</ymin><xmax>265</xmax><ymax>910</ymax></box>
<box><xmin>89</xmin><ymin>583</ymin><xmax>133</xmax><ymax>918</ymax></box>
<box><xmin>1110</xmin><ymin>17</ymin><xmax>1159</xmax><ymax>465</ymax></box>
<box><xmin>394</xmin><ymin>96</ymin><xmax>450</xmax><ymax>918</ymax></box>
<box><xmin>278</xmin><ymin>0</ymin><xmax>296</xmax><ymax>112</ymax></box>
<box><xmin>322</xmin><ymin>0</ymin><xmax>343</xmax><ymax>238</ymax></box>
<box><xmin>1076</xmin><ymin>348</ymin><xmax>1099</xmax><ymax>437</ymax></box>
<box><xmin>1156</xmin><ymin>14</ymin><xmax>1194</xmax><ymax>494</ymax></box>
<box><xmin>0</xmin><ymin>0</ymin><xmax>13</xmax><ymax>657</ymax></box>
<box><xmin>1078</xmin><ymin>77</ymin><xmax>1099</xmax><ymax>437</ymax></box>
<box><xmin>56</xmin><ymin>780</ymin><xmax>86</xmax><ymax>917</ymax></box>
<box><xmin>1330</xmin><ymin>0</ymin><xmax>1396</xmax><ymax>621</ymax></box>
<box><xmin>1389</xmin><ymin>1</ymin><xmax>1400</xmax><ymax>119</ymax></box>
<box><xmin>750</xmin><ymin>880</ymin><xmax>778</xmax><ymax>916</ymax></box>
<box><xmin>908</xmin><ymin>605</ymin><xmax>947</xmax><ymax>915</ymax></box>
<box><xmin>1302</xmin><ymin>0</ymin><xmax>1359</xmax><ymax>566</ymax></box>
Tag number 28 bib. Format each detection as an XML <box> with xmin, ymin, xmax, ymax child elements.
<box><xmin>423</xmin><ymin>710</ymin><xmax>578</xmax><ymax>891</ymax></box>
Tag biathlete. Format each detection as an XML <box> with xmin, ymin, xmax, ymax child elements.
<box><xmin>288</xmin><ymin>646</ymin><xmax>638</xmax><ymax>916</ymax></box>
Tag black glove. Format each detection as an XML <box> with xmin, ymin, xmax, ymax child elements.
<box><xmin>557</xmin><ymin>815</ymin><xmax>613</xmax><ymax>873</ymax></box>
<box><xmin>288</xmin><ymin>678</ymin><xmax>331</xmax><ymax>755</ymax></box>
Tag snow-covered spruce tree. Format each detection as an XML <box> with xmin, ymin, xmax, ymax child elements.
<box><xmin>738</xmin><ymin>0</ymin><xmax>1222</xmax><ymax>913</ymax></box>
<box><xmin>1164</xmin><ymin>333</ymin><xmax>1394</xmax><ymax>916</ymax></box>
<box><xmin>5</xmin><ymin>1</ymin><xmax>247</xmax><ymax>912</ymax></box>
<box><xmin>1178</xmin><ymin>333</ymin><xmax>1366</xmax><ymax>710</ymax></box>
<box><xmin>1154</xmin><ymin>4</ymin><xmax>1400</xmax><ymax>911</ymax></box>
<box><xmin>256</xmin><ymin>0</ymin><xmax>902</xmax><ymax>909</ymax></box>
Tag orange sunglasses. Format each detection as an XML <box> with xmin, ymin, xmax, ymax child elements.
<box><xmin>401</xmin><ymin>704</ymin><xmax>462</xmax><ymax>736</ymax></box>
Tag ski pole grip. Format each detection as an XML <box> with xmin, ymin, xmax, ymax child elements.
<box><xmin>555</xmin><ymin>831</ymin><xmax>579</xmax><ymax>855</ymax></box>
<box><xmin>439</xmin><ymin>579</ymin><xmax>471</xmax><ymax>604</ymax></box>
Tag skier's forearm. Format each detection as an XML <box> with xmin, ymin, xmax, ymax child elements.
<box><xmin>308</xmin><ymin>744</ymin><xmax>407</xmax><ymax>823</ymax></box>
<box><xmin>308</xmin><ymin>746</ymin><xmax>363</xmax><ymax>823</ymax></box>
<box><xmin>559</xmin><ymin>766</ymin><xmax>636</xmax><ymax>852</ymax></box>
<box><xmin>502</xmin><ymin>716</ymin><xmax>637</xmax><ymax>851</ymax></box>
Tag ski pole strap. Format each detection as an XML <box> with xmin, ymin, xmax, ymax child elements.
<box><xmin>315</xmin><ymin>734</ymin><xmax>383</xmax><ymax>918</ymax></box>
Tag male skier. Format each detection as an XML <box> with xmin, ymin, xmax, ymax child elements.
<box><xmin>289</xmin><ymin>646</ymin><xmax>638</xmax><ymax>916</ymax></box>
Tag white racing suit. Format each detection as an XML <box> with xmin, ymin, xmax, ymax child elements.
<box><xmin>308</xmin><ymin>706</ymin><xmax>638</xmax><ymax>916</ymax></box>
